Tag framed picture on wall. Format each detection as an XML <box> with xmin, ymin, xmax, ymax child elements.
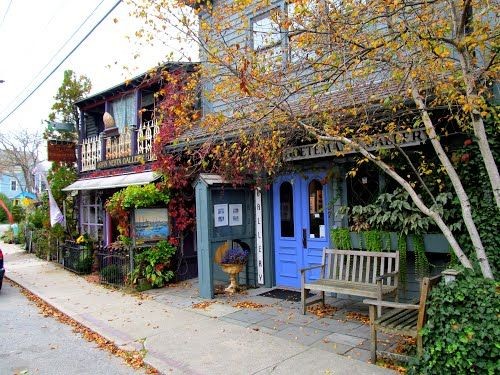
<box><xmin>214</xmin><ymin>204</ymin><xmax>228</xmax><ymax>227</ymax></box>
<box><xmin>229</xmin><ymin>204</ymin><xmax>243</xmax><ymax>226</ymax></box>
<box><xmin>134</xmin><ymin>208</ymin><xmax>170</xmax><ymax>242</ymax></box>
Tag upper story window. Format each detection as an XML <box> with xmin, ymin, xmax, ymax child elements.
<box><xmin>251</xmin><ymin>2</ymin><xmax>321</xmax><ymax>68</ymax></box>
<box><xmin>110</xmin><ymin>93</ymin><xmax>137</xmax><ymax>133</ymax></box>
<box><xmin>252</xmin><ymin>8</ymin><xmax>285</xmax><ymax>68</ymax></box>
<box><xmin>10</xmin><ymin>179</ymin><xmax>17</xmax><ymax>191</ymax></box>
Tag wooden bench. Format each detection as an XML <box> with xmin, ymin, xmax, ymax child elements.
<box><xmin>364</xmin><ymin>274</ymin><xmax>442</xmax><ymax>363</ymax></box>
<box><xmin>300</xmin><ymin>248</ymin><xmax>400</xmax><ymax>316</ymax></box>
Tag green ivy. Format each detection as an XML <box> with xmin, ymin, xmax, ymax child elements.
<box><xmin>330</xmin><ymin>227</ymin><xmax>352</xmax><ymax>249</ymax></box>
<box><xmin>452</xmin><ymin>113</ymin><xmax>500</xmax><ymax>277</ymax></box>
<box><xmin>413</xmin><ymin>234</ymin><xmax>430</xmax><ymax>277</ymax></box>
<box><xmin>363</xmin><ymin>230</ymin><xmax>382</xmax><ymax>251</ymax></box>
<box><xmin>121</xmin><ymin>184</ymin><xmax>170</xmax><ymax>209</ymax></box>
<box><xmin>408</xmin><ymin>270</ymin><xmax>500</xmax><ymax>374</ymax></box>
<box><xmin>398</xmin><ymin>234</ymin><xmax>408</xmax><ymax>285</ymax></box>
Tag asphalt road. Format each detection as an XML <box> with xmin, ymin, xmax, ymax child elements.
<box><xmin>0</xmin><ymin>281</ymin><xmax>143</xmax><ymax>375</ymax></box>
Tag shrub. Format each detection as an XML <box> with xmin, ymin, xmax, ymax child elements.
<box><xmin>408</xmin><ymin>270</ymin><xmax>499</xmax><ymax>374</ymax></box>
<box><xmin>132</xmin><ymin>240</ymin><xmax>176</xmax><ymax>288</ymax></box>
<box><xmin>74</xmin><ymin>256</ymin><xmax>93</xmax><ymax>274</ymax></box>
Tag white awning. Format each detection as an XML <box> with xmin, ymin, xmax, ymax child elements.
<box><xmin>62</xmin><ymin>171</ymin><xmax>159</xmax><ymax>191</ymax></box>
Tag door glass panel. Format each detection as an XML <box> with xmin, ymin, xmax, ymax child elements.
<box><xmin>308</xmin><ymin>179</ymin><xmax>325</xmax><ymax>238</ymax></box>
<box><xmin>279</xmin><ymin>182</ymin><xmax>294</xmax><ymax>237</ymax></box>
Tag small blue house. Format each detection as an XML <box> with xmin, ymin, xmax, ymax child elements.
<box><xmin>0</xmin><ymin>170</ymin><xmax>27</xmax><ymax>200</ymax></box>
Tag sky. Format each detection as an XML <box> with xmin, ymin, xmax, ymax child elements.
<box><xmin>0</xmin><ymin>0</ymin><xmax>198</xmax><ymax>138</ymax></box>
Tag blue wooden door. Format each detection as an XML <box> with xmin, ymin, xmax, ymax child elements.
<box><xmin>273</xmin><ymin>173</ymin><xmax>329</xmax><ymax>288</ymax></box>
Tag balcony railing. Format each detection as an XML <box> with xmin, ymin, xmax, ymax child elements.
<box><xmin>80</xmin><ymin>120</ymin><xmax>159</xmax><ymax>172</ymax></box>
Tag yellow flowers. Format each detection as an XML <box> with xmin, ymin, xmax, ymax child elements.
<box><xmin>76</xmin><ymin>235</ymin><xmax>86</xmax><ymax>244</ymax></box>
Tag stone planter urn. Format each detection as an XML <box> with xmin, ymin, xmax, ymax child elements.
<box><xmin>220</xmin><ymin>263</ymin><xmax>245</xmax><ymax>293</ymax></box>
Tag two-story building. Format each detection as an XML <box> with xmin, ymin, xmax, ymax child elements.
<box><xmin>177</xmin><ymin>0</ymin><xmax>462</xmax><ymax>297</ymax></box>
<box><xmin>62</xmin><ymin>63</ymin><xmax>198</xmax><ymax>279</ymax></box>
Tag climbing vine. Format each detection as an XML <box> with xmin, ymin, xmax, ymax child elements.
<box><xmin>105</xmin><ymin>183</ymin><xmax>171</xmax><ymax>241</ymax></box>
<box><xmin>330</xmin><ymin>228</ymin><xmax>352</xmax><ymax>249</ymax></box>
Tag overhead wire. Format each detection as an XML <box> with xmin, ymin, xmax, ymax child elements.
<box><xmin>0</xmin><ymin>0</ymin><xmax>122</xmax><ymax>126</ymax></box>
<box><xmin>0</xmin><ymin>0</ymin><xmax>13</xmax><ymax>30</ymax></box>
<box><xmin>2</xmin><ymin>0</ymin><xmax>108</xmax><ymax>114</ymax></box>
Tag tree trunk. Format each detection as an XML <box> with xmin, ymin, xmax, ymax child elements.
<box><xmin>456</xmin><ymin>50</ymin><xmax>500</xmax><ymax>210</ymax></box>
<box><xmin>410</xmin><ymin>82</ymin><xmax>494</xmax><ymax>279</ymax></box>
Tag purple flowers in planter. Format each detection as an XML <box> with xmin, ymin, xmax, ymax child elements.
<box><xmin>221</xmin><ymin>247</ymin><xmax>249</xmax><ymax>265</ymax></box>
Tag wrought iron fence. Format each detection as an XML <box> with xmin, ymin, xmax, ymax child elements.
<box><xmin>63</xmin><ymin>241</ymin><xmax>93</xmax><ymax>274</ymax></box>
<box><xmin>97</xmin><ymin>250</ymin><xmax>130</xmax><ymax>287</ymax></box>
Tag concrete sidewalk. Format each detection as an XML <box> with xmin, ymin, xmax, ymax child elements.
<box><xmin>3</xmin><ymin>243</ymin><xmax>394</xmax><ymax>375</ymax></box>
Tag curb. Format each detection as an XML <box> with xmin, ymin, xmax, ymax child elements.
<box><xmin>5</xmin><ymin>275</ymin><xmax>162</xmax><ymax>374</ymax></box>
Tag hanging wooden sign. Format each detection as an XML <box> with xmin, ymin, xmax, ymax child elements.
<box><xmin>47</xmin><ymin>141</ymin><xmax>77</xmax><ymax>162</ymax></box>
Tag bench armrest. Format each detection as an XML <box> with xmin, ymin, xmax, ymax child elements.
<box><xmin>376</xmin><ymin>271</ymin><xmax>399</xmax><ymax>282</ymax></box>
<box><xmin>363</xmin><ymin>299</ymin><xmax>419</xmax><ymax>310</ymax></box>
<box><xmin>300</xmin><ymin>264</ymin><xmax>324</xmax><ymax>274</ymax></box>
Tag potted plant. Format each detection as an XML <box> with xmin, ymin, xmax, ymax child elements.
<box><xmin>219</xmin><ymin>247</ymin><xmax>249</xmax><ymax>293</ymax></box>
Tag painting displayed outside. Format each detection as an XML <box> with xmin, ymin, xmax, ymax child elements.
<box><xmin>134</xmin><ymin>208</ymin><xmax>169</xmax><ymax>242</ymax></box>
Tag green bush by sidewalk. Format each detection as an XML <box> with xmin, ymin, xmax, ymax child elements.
<box><xmin>408</xmin><ymin>270</ymin><xmax>499</xmax><ymax>374</ymax></box>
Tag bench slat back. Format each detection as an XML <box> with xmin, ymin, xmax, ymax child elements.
<box><xmin>323</xmin><ymin>248</ymin><xmax>399</xmax><ymax>286</ymax></box>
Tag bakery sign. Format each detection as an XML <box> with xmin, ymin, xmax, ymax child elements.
<box><xmin>47</xmin><ymin>141</ymin><xmax>77</xmax><ymax>163</ymax></box>
<box><xmin>284</xmin><ymin>128</ymin><xmax>428</xmax><ymax>161</ymax></box>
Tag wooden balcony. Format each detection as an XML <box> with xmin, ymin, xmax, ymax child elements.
<box><xmin>80</xmin><ymin>119</ymin><xmax>159</xmax><ymax>172</ymax></box>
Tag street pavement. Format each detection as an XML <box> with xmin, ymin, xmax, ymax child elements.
<box><xmin>0</xmin><ymin>280</ymin><xmax>142</xmax><ymax>375</ymax></box>
<box><xmin>2</xmin><ymin>242</ymin><xmax>394</xmax><ymax>375</ymax></box>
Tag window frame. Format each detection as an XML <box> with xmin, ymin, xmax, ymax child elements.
<box><xmin>10</xmin><ymin>179</ymin><xmax>17</xmax><ymax>191</ymax></box>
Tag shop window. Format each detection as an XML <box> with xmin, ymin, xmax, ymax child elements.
<box><xmin>346</xmin><ymin>164</ymin><xmax>379</xmax><ymax>207</ymax></box>
<box><xmin>279</xmin><ymin>182</ymin><xmax>294</xmax><ymax>237</ymax></box>
<box><xmin>308</xmin><ymin>179</ymin><xmax>325</xmax><ymax>238</ymax></box>
<box><xmin>81</xmin><ymin>192</ymin><xmax>103</xmax><ymax>243</ymax></box>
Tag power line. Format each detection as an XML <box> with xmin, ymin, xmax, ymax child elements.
<box><xmin>2</xmin><ymin>0</ymin><xmax>107</xmax><ymax>114</ymax></box>
<box><xmin>0</xmin><ymin>0</ymin><xmax>122</xmax><ymax>126</ymax></box>
<box><xmin>0</xmin><ymin>0</ymin><xmax>13</xmax><ymax>30</ymax></box>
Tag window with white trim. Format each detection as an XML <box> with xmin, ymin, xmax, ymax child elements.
<box><xmin>80</xmin><ymin>192</ymin><xmax>103</xmax><ymax>242</ymax></box>
<box><xmin>251</xmin><ymin>8</ymin><xmax>285</xmax><ymax>67</ymax></box>
<box><xmin>10</xmin><ymin>179</ymin><xmax>17</xmax><ymax>191</ymax></box>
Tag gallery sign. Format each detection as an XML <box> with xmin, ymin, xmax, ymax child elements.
<box><xmin>255</xmin><ymin>188</ymin><xmax>264</xmax><ymax>285</ymax></box>
<box><xmin>47</xmin><ymin>141</ymin><xmax>77</xmax><ymax>163</ymax></box>
<box><xmin>284</xmin><ymin>128</ymin><xmax>428</xmax><ymax>162</ymax></box>
<box><xmin>96</xmin><ymin>154</ymin><xmax>145</xmax><ymax>169</ymax></box>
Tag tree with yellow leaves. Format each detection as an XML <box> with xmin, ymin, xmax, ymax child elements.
<box><xmin>129</xmin><ymin>0</ymin><xmax>498</xmax><ymax>279</ymax></box>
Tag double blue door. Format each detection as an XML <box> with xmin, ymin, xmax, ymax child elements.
<box><xmin>273</xmin><ymin>173</ymin><xmax>330</xmax><ymax>288</ymax></box>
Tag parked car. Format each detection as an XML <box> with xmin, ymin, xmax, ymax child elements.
<box><xmin>0</xmin><ymin>248</ymin><xmax>4</xmax><ymax>290</ymax></box>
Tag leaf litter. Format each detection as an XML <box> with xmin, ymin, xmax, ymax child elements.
<box><xmin>18</xmin><ymin>285</ymin><xmax>158</xmax><ymax>374</ymax></box>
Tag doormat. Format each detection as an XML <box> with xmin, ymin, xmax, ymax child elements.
<box><xmin>258</xmin><ymin>288</ymin><xmax>314</xmax><ymax>302</ymax></box>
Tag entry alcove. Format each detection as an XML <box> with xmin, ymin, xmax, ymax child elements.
<box><xmin>194</xmin><ymin>174</ymin><xmax>258</xmax><ymax>298</ymax></box>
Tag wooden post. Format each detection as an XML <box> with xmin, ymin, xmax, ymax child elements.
<box><xmin>369</xmin><ymin>305</ymin><xmax>377</xmax><ymax>363</ymax></box>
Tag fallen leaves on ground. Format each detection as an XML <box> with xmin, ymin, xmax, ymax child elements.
<box><xmin>379</xmin><ymin>361</ymin><xmax>407</xmax><ymax>374</ymax></box>
<box><xmin>83</xmin><ymin>273</ymin><xmax>100</xmax><ymax>284</ymax></box>
<box><xmin>17</xmin><ymin>285</ymin><xmax>158</xmax><ymax>374</ymax></box>
<box><xmin>345</xmin><ymin>311</ymin><xmax>370</xmax><ymax>325</ymax></box>
<box><xmin>393</xmin><ymin>336</ymin><xmax>416</xmax><ymax>354</ymax></box>
<box><xmin>306</xmin><ymin>304</ymin><xmax>338</xmax><ymax>318</ymax></box>
<box><xmin>192</xmin><ymin>301</ymin><xmax>216</xmax><ymax>309</ymax></box>
<box><xmin>233</xmin><ymin>301</ymin><xmax>268</xmax><ymax>309</ymax></box>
